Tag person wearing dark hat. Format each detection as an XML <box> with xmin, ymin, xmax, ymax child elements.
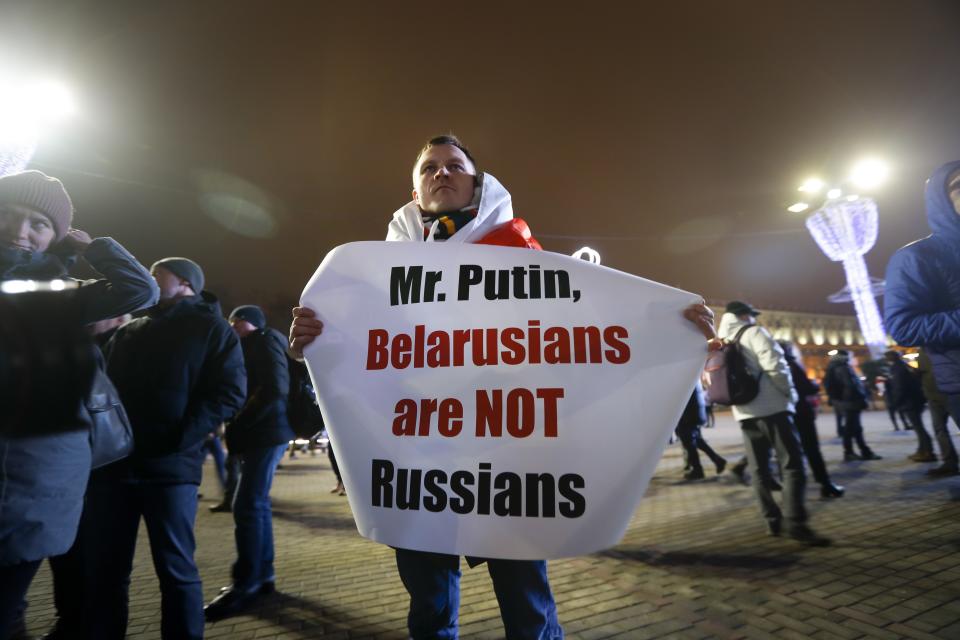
<box><xmin>0</xmin><ymin>170</ymin><xmax>160</xmax><ymax>639</ymax></box>
<box><xmin>204</xmin><ymin>305</ymin><xmax>294</xmax><ymax>621</ymax></box>
<box><xmin>718</xmin><ymin>301</ymin><xmax>830</xmax><ymax>546</ymax></box>
<box><xmin>80</xmin><ymin>256</ymin><xmax>246</xmax><ymax>639</ymax></box>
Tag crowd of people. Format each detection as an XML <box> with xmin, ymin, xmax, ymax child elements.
<box><xmin>1</xmin><ymin>142</ymin><xmax>958</xmax><ymax>639</ymax></box>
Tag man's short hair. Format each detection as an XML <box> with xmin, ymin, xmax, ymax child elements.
<box><xmin>413</xmin><ymin>134</ymin><xmax>478</xmax><ymax>176</ymax></box>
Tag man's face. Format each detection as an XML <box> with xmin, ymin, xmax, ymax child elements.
<box><xmin>412</xmin><ymin>144</ymin><xmax>477</xmax><ymax>214</ymax></box>
<box><xmin>738</xmin><ymin>313</ymin><xmax>757</xmax><ymax>326</ymax></box>
<box><xmin>230</xmin><ymin>317</ymin><xmax>257</xmax><ymax>338</ymax></box>
<box><xmin>0</xmin><ymin>204</ymin><xmax>56</xmax><ymax>253</ymax></box>
<box><xmin>948</xmin><ymin>169</ymin><xmax>960</xmax><ymax>215</ymax></box>
<box><xmin>151</xmin><ymin>265</ymin><xmax>191</xmax><ymax>302</ymax></box>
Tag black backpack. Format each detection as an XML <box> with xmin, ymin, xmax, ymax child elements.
<box><xmin>286</xmin><ymin>357</ymin><xmax>325</xmax><ymax>438</ymax></box>
<box><xmin>704</xmin><ymin>325</ymin><xmax>761</xmax><ymax>406</ymax></box>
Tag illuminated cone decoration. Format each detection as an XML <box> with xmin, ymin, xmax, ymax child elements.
<box><xmin>805</xmin><ymin>197</ymin><xmax>886</xmax><ymax>358</ymax></box>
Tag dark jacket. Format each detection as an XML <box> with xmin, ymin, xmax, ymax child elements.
<box><xmin>885</xmin><ymin>160</ymin><xmax>960</xmax><ymax>394</ymax></box>
<box><xmin>99</xmin><ymin>291</ymin><xmax>246</xmax><ymax>485</ymax></box>
<box><xmin>785</xmin><ymin>353</ymin><xmax>820</xmax><ymax>427</ymax></box>
<box><xmin>886</xmin><ymin>358</ymin><xmax>925</xmax><ymax>411</ymax></box>
<box><xmin>824</xmin><ymin>356</ymin><xmax>868</xmax><ymax>412</ymax></box>
<box><xmin>225</xmin><ymin>327</ymin><xmax>293</xmax><ymax>453</ymax></box>
<box><xmin>917</xmin><ymin>349</ymin><xmax>947</xmax><ymax>408</ymax></box>
<box><xmin>0</xmin><ymin>238</ymin><xmax>159</xmax><ymax>566</ymax></box>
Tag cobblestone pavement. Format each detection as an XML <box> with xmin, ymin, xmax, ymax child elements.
<box><xmin>22</xmin><ymin>411</ymin><xmax>960</xmax><ymax>639</ymax></box>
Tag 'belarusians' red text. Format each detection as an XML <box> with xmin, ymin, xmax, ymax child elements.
<box><xmin>366</xmin><ymin>322</ymin><xmax>630</xmax><ymax>370</ymax></box>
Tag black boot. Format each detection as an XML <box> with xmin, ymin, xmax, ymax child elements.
<box><xmin>820</xmin><ymin>482</ymin><xmax>844</xmax><ymax>498</ymax></box>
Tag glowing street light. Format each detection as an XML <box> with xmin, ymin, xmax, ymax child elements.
<box><xmin>826</xmin><ymin>188</ymin><xmax>842</xmax><ymax>200</ymax></box>
<box><xmin>850</xmin><ymin>158</ymin><xmax>889</xmax><ymax>190</ymax></box>
<box><xmin>787</xmin><ymin>202</ymin><xmax>810</xmax><ymax>213</ymax></box>
<box><xmin>798</xmin><ymin>177</ymin><xmax>824</xmax><ymax>193</ymax></box>
<box><xmin>0</xmin><ymin>75</ymin><xmax>76</xmax><ymax>175</ymax></box>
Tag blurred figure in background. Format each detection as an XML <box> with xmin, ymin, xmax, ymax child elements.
<box><xmin>205</xmin><ymin>305</ymin><xmax>293</xmax><ymax>620</ymax></box>
<box><xmin>675</xmin><ymin>382</ymin><xmax>727</xmax><ymax>481</ymax></box>
<box><xmin>779</xmin><ymin>341</ymin><xmax>844</xmax><ymax>499</ymax></box>
<box><xmin>884</xmin><ymin>351</ymin><xmax>935</xmax><ymax>463</ymax></box>
<box><xmin>824</xmin><ymin>350</ymin><xmax>881</xmax><ymax>462</ymax></box>
<box><xmin>917</xmin><ymin>350</ymin><xmax>959</xmax><ymax>477</ymax></box>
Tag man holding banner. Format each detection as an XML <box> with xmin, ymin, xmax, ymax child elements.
<box><xmin>290</xmin><ymin>135</ymin><xmax>718</xmax><ymax>639</ymax></box>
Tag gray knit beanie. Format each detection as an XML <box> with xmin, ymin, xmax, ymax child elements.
<box><xmin>229</xmin><ymin>305</ymin><xmax>266</xmax><ymax>330</ymax></box>
<box><xmin>0</xmin><ymin>170</ymin><xmax>74</xmax><ymax>241</ymax></box>
<box><xmin>152</xmin><ymin>257</ymin><xmax>205</xmax><ymax>294</ymax></box>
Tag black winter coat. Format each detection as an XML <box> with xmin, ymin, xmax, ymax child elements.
<box><xmin>1</xmin><ymin>238</ymin><xmax>159</xmax><ymax>565</ymax></box>
<box><xmin>824</xmin><ymin>358</ymin><xmax>868</xmax><ymax>412</ymax></box>
<box><xmin>887</xmin><ymin>359</ymin><xmax>925</xmax><ymax>411</ymax></box>
<box><xmin>225</xmin><ymin>327</ymin><xmax>293</xmax><ymax>453</ymax></box>
<box><xmin>785</xmin><ymin>354</ymin><xmax>820</xmax><ymax>427</ymax></box>
<box><xmin>99</xmin><ymin>292</ymin><xmax>246</xmax><ymax>484</ymax></box>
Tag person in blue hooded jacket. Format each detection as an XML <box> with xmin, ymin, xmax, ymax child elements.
<box><xmin>884</xmin><ymin>161</ymin><xmax>960</xmax><ymax>478</ymax></box>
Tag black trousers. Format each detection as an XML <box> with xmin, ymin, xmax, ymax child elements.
<box><xmin>930</xmin><ymin>398</ymin><xmax>959</xmax><ymax>467</ymax></box>
<box><xmin>740</xmin><ymin>412</ymin><xmax>807</xmax><ymax>529</ymax></box>
<box><xmin>901</xmin><ymin>407</ymin><xmax>934</xmax><ymax>454</ymax></box>
<box><xmin>794</xmin><ymin>414</ymin><xmax>831</xmax><ymax>485</ymax></box>
<box><xmin>675</xmin><ymin>423</ymin><xmax>725</xmax><ymax>472</ymax></box>
<box><xmin>842</xmin><ymin>410</ymin><xmax>873</xmax><ymax>456</ymax></box>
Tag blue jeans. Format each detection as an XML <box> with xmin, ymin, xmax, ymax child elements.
<box><xmin>83</xmin><ymin>481</ymin><xmax>203</xmax><ymax>640</ymax></box>
<box><xmin>232</xmin><ymin>444</ymin><xmax>286</xmax><ymax>592</ymax></box>
<box><xmin>204</xmin><ymin>435</ymin><xmax>228</xmax><ymax>488</ymax></box>
<box><xmin>395</xmin><ymin>548</ymin><xmax>563</xmax><ymax>639</ymax></box>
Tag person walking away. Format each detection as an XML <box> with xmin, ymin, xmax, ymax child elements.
<box><xmin>779</xmin><ymin>340</ymin><xmax>844</xmax><ymax>499</ymax></box>
<box><xmin>717</xmin><ymin>301</ymin><xmax>830</xmax><ymax>546</ymax></box>
<box><xmin>675</xmin><ymin>382</ymin><xmax>726</xmax><ymax>480</ymax></box>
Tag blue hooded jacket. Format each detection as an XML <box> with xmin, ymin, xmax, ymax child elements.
<box><xmin>884</xmin><ymin>160</ymin><xmax>960</xmax><ymax>394</ymax></box>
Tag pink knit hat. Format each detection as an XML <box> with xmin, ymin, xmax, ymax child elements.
<box><xmin>0</xmin><ymin>170</ymin><xmax>74</xmax><ymax>241</ymax></box>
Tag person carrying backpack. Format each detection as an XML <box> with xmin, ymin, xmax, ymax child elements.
<box><xmin>717</xmin><ymin>301</ymin><xmax>830</xmax><ymax>546</ymax></box>
<box><xmin>824</xmin><ymin>350</ymin><xmax>881</xmax><ymax>462</ymax></box>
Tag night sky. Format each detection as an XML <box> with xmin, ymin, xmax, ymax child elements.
<box><xmin>4</xmin><ymin>1</ymin><xmax>959</xmax><ymax>324</ymax></box>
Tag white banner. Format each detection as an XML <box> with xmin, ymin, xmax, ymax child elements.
<box><xmin>300</xmin><ymin>241</ymin><xmax>705</xmax><ymax>559</ymax></box>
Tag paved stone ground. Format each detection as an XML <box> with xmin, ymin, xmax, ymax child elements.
<box><xmin>22</xmin><ymin>411</ymin><xmax>960</xmax><ymax>639</ymax></box>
